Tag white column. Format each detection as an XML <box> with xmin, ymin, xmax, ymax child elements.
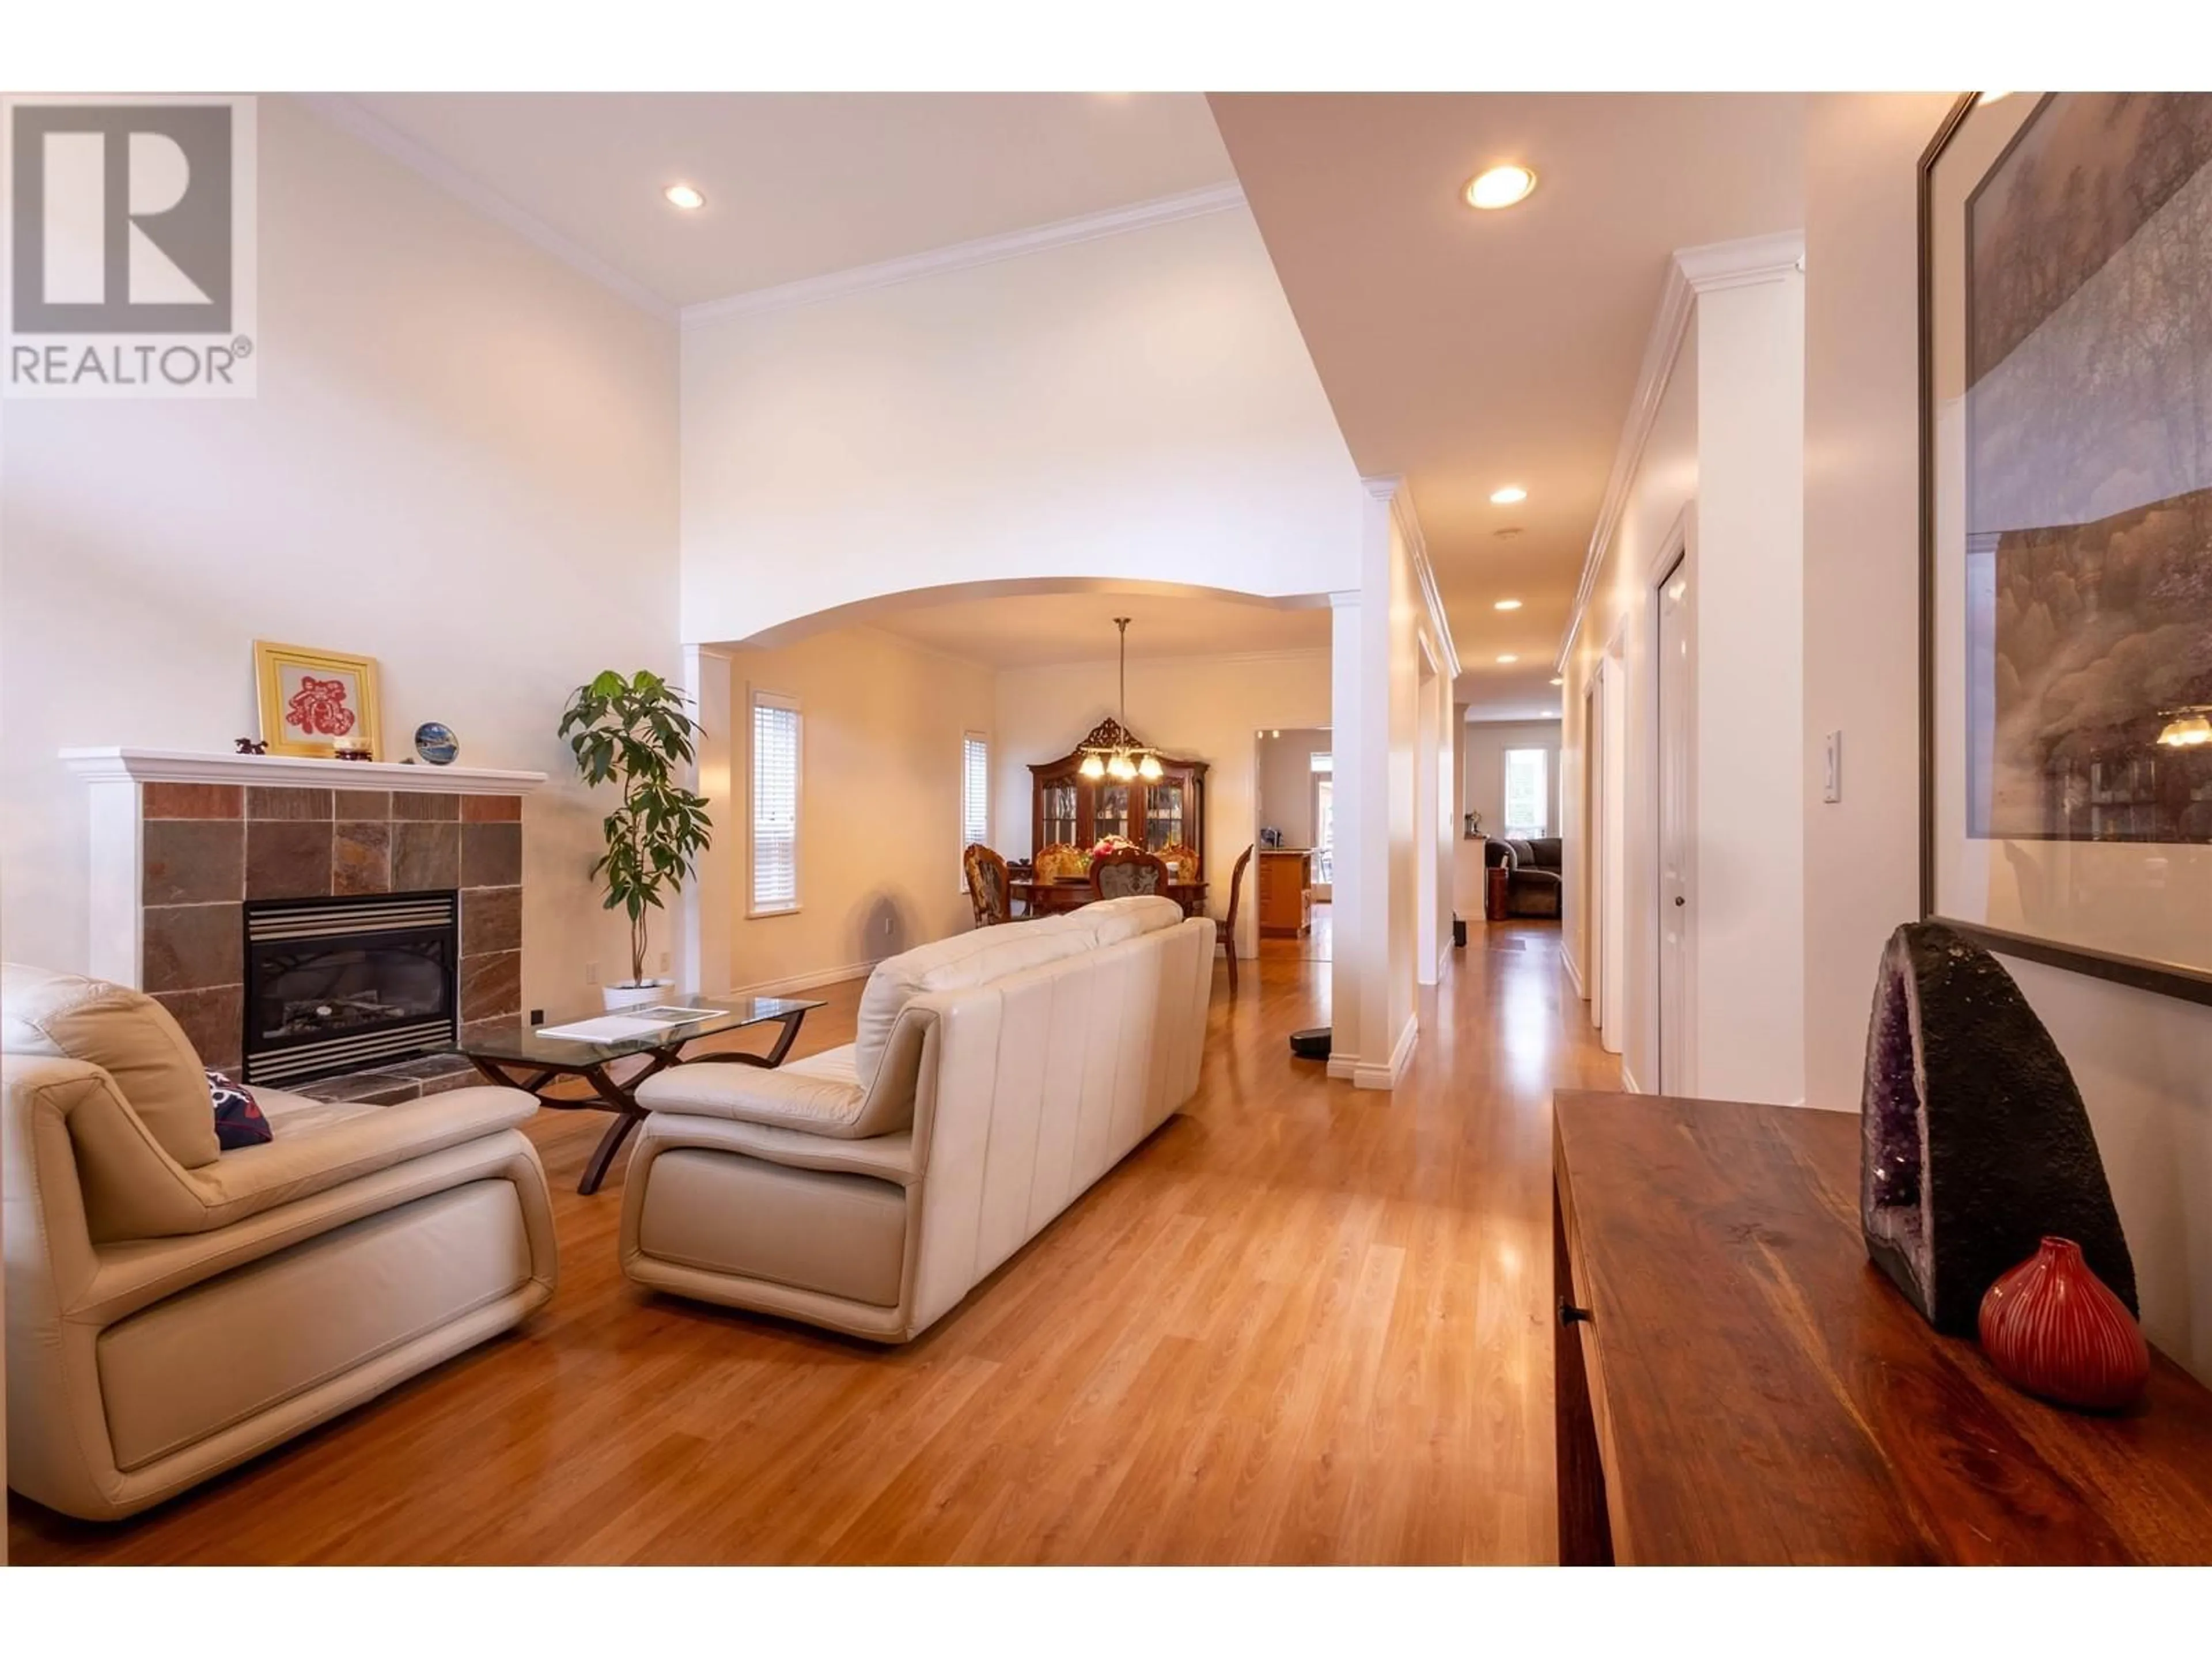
<box><xmin>1327</xmin><ymin>590</ymin><xmax>1367</xmax><ymax>1080</ymax></box>
<box><xmin>1415</xmin><ymin>643</ymin><xmax>1441</xmax><ymax>988</ymax></box>
<box><xmin>1688</xmin><ymin>249</ymin><xmax>1806</xmax><ymax>1105</ymax></box>
<box><xmin>679</xmin><ymin>645</ymin><xmax>734</xmax><ymax>996</ymax></box>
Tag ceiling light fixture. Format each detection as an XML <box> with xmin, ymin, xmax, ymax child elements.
<box><xmin>1494</xmin><ymin>599</ymin><xmax>1522</xmax><ymax>611</ymax></box>
<box><xmin>1490</xmin><ymin>484</ymin><xmax>1528</xmax><ymax>505</ymax></box>
<box><xmin>1550</xmin><ymin>676</ymin><xmax>1565</xmax><ymax>687</ymax></box>
<box><xmin>663</xmin><ymin>183</ymin><xmax>706</xmax><ymax>210</ymax></box>
<box><xmin>1078</xmin><ymin>619</ymin><xmax>1164</xmax><ymax>782</ymax></box>
<box><xmin>1465</xmin><ymin>165</ymin><xmax>1537</xmax><ymax>211</ymax></box>
<box><xmin>1497</xmin><ymin>654</ymin><xmax>1518</xmax><ymax>665</ymax></box>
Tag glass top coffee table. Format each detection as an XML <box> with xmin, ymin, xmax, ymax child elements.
<box><xmin>461</xmin><ymin>994</ymin><xmax>826</xmax><ymax>1195</ymax></box>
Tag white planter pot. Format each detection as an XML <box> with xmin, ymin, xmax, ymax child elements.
<box><xmin>602</xmin><ymin>979</ymin><xmax>672</xmax><ymax>1012</ymax></box>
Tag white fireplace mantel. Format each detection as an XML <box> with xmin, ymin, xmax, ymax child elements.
<box><xmin>62</xmin><ymin>747</ymin><xmax>548</xmax><ymax>794</ymax></box>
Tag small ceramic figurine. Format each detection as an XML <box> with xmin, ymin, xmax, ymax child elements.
<box><xmin>234</xmin><ymin>737</ymin><xmax>268</xmax><ymax>755</ymax></box>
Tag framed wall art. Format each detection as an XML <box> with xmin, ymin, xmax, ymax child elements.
<box><xmin>1920</xmin><ymin>92</ymin><xmax>2212</xmax><ymax>1005</ymax></box>
<box><xmin>253</xmin><ymin>639</ymin><xmax>383</xmax><ymax>760</ymax></box>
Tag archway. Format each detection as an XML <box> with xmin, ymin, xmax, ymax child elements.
<box><xmin>676</xmin><ymin>577</ymin><xmax>1339</xmax><ymax>999</ymax></box>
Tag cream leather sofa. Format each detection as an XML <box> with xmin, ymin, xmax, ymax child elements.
<box><xmin>620</xmin><ymin>897</ymin><xmax>1213</xmax><ymax>1342</ymax></box>
<box><xmin>3</xmin><ymin>964</ymin><xmax>557</xmax><ymax>1521</ymax></box>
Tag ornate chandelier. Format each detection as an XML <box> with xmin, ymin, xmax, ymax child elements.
<box><xmin>1078</xmin><ymin>618</ymin><xmax>1164</xmax><ymax>783</ymax></box>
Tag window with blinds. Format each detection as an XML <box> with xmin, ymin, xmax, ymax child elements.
<box><xmin>961</xmin><ymin>734</ymin><xmax>990</xmax><ymax>862</ymax></box>
<box><xmin>750</xmin><ymin>691</ymin><xmax>802</xmax><ymax>915</ymax></box>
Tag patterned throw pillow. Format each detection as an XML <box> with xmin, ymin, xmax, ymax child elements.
<box><xmin>206</xmin><ymin>1069</ymin><xmax>272</xmax><ymax>1150</ymax></box>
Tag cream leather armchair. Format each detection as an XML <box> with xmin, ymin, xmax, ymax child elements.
<box><xmin>620</xmin><ymin>897</ymin><xmax>1213</xmax><ymax>1342</ymax></box>
<box><xmin>3</xmin><ymin>964</ymin><xmax>557</xmax><ymax>1521</ymax></box>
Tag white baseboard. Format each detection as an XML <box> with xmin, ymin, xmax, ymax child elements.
<box><xmin>1325</xmin><ymin>1053</ymin><xmax>1358</xmax><ymax>1081</ymax></box>
<box><xmin>721</xmin><ymin>957</ymin><xmax>883</xmax><ymax>999</ymax></box>
<box><xmin>1620</xmin><ymin>1061</ymin><xmax>1645</xmax><ymax>1094</ymax></box>
<box><xmin>1562</xmin><ymin>946</ymin><xmax>1587</xmax><ymax>1001</ymax></box>
<box><xmin>1354</xmin><ymin>1014</ymin><xmax>1418</xmax><ymax>1090</ymax></box>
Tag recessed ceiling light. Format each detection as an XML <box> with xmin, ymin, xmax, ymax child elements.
<box><xmin>1465</xmin><ymin>165</ymin><xmax>1537</xmax><ymax>211</ymax></box>
<box><xmin>1497</xmin><ymin>654</ymin><xmax>1518</xmax><ymax>664</ymax></box>
<box><xmin>1550</xmin><ymin>676</ymin><xmax>1565</xmax><ymax>687</ymax></box>
<box><xmin>1490</xmin><ymin>484</ymin><xmax>1528</xmax><ymax>505</ymax></box>
<box><xmin>664</xmin><ymin>183</ymin><xmax>706</xmax><ymax>211</ymax></box>
<box><xmin>1494</xmin><ymin>599</ymin><xmax>1522</xmax><ymax>611</ymax></box>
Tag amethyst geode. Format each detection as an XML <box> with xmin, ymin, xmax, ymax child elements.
<box><xmin>1860</xmin><ymin>922</ymin><xmax>2136</xmax><ymax>1335</ymax></box>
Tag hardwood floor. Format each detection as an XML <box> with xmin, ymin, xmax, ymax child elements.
<box><xmin>8</xmin><ymin>919</ymin><xmax>1619</xmax><ymax>1565</ymax></box>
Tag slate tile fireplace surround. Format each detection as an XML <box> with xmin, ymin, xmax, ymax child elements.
<box><xmin>64</xmin><ymin>748</ymin><xmax>547</xmax><ymax>1102</ymax></box>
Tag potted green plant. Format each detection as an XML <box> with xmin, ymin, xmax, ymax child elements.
<box><xmin>558</xmin><ymin>669</ymin><xmax>714</xmax><ymax>1010</ymax></box>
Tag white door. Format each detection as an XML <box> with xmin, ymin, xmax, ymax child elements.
<box><xmin>1586</xmin><ymin>673</ymin><xmax>1605</xmax><ymax>1032</ymax></box>
<box><xmin>1599</xmin><ymin>649</ymin><xmax>1628</xmax><ymax>1058</ymax></box>
<box><xmin>1656</xmin><ymin>555</ymin><xmax>1695</xmax><ymax>1093</ymax></box>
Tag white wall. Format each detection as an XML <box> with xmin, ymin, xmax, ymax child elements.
<box><xmin>1330</xmin><ymin>480</ymin><xmax>1454</xmax><ymax>1087</ymax></box>
<box><xmin>679</xmin><ymin>204</ymin><xmax>1366</xmax><ymax>645</ymax></box>
<box><xmin>1805</xmin><ymin>94</ymin><xmax>2211</xmax><ymax>1383</ymax></box>
<box><xmin>1691</xmin><ymin>266</ymin><xmax>1806</xmax><ymax>1106</ymax></box>
<box><xmin>710</xmin><ymin>627</ymin><xmax>997</xmax><ymax>993</ymax></box>
<box><xmin>992</xmin><ymin>650</ymin><xmax>1330</xmax><ymax>959</ymax></box>
<box><xmin>0</xmin><ymin>96</ymin><xmax>679</xmax><ymax>1017</ymax></box>
<box><xmin>1559</xmin><ymin>249</ymin><xmax>1808</xmax><ymax>1108</ymax></box>
<box><xmin>1560</xmin><ymin>313</ymin><xmax>1698</xmax><ymax>1093</ymax></box>
<box><xmin>1801</xmin><ymin>93</ymin><xmax>1955</xmax><ymax>1112</ymax></box>
<box><xmin>1463</xmin><ymin>719</ymin><xmax>1563</xmax><ymax>839</ymax></box>
<box><xmin>1256</xmin><ymin>726</ymin><xmax>1331</xmax><ymax>849</ymax></box>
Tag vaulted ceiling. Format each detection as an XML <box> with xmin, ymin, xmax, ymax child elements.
<box><xmin>317</xmin><ymin>93</ymin><xmax>1812</xmax><ymax>702</ymax></box>
<box><xmin>325</xmin><ymin>92</ymin><xmax>1237</xmax><ymax>310</ymax></box>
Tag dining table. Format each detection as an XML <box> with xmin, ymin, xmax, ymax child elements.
<box><xmin>1007</xmin><ymin>876</ymin><xmax>1208</xmax><ymax>919</ymax></box>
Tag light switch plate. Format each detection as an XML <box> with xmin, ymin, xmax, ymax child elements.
<box><xmin>1823</xmin><ymin>732</ymin><xmax>1842</xmax><ymax>803</ymax></box>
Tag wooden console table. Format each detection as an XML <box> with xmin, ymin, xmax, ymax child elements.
<box><xmin>1553</xmin><ymin>1091</ymin><xmax>2212</xmax><ymax>1565</ymax></box>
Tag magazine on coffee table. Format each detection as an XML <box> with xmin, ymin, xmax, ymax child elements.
<box><xmin>533</xmin><ymin>1006</ymin><xmax>722</xmax><ymax>1043</ymax></box>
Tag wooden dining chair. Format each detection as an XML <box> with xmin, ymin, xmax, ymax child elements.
<box><xmin>1034</xmin><ymin>842</ymin><xmax>1089</xmax><ymax>882</ymax></box>
<box><xmin>963</xmin><ymin>842</ymin><xmax>1012</xmax><ymax>926</ymax></box>
<box><xmin>1090</xmin><ymin>846</ymin><xmax>1169</xmax><ymax>901</ymax></box>
<box><xmin>1158</xmin><ymin>842</ymin><xmax>1200</xmax><ymax>884</ymax></box>
<box><xmin>1221</xmin><ymin>843</ymin><xmax>1253</xmax><ymax>992</ymax></box>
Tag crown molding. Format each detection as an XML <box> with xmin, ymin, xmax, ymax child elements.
<box><xmin>1556</xmin><ymin>228</ymin><xmax>1805</xmax><ymax>673</ymax></box>
<box><xmin>681</xmin><ymin>182</ymin><xmax>1248</xmax><ymax>329</ymax></box>
<box><xmin>1673</xmin><ymin>229</ymin><xmax>1807</xmax><ymax>294</ymax></box>
<box><xmin>1362</xmin><ymin>475</ymin><xmax>1461</xmax><ymax>682</ymax></box>
<box><xmin>298</xmin><ymin>94</ymin><xmax>680</xmax><ymax>322</ymax></box>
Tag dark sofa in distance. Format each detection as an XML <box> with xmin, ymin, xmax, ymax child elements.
<box><xmin>1484</xmin><ymin>836</ymin><xmax>1563</xmax><ymax>919</ymax></box>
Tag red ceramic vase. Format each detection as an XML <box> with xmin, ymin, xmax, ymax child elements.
<box><xmin>1978</xmin><ymin>1237</ymin><xmax>2150</xmax><ymax>1412</ymax></box>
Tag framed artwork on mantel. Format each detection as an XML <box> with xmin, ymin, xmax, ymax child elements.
<box><xmin>253</xmin><ymin>639</ymin><xmax>383</xmax><ymax>760</ymax></box>
<box><xmin>1919</xmin><ymin>92</ymin><xmax>2212</xmax><ymax>1006</ymax></box>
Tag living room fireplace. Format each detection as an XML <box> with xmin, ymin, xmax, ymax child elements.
<box><xmin>243</xmin><ymin>891</ymin><xmax>459</xmax><ymax>1087</ymax></box>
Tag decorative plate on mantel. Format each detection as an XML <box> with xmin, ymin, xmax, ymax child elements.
<box><xmin>414</xmin><ymin>722</ymin><xmax>460</xmax><ymax>766</ymax></box>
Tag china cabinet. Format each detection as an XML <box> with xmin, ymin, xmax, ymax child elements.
<box><xmin>1028</xmin><ymin>717</ymin><xmax>1208</xmax><ymax>874</ymax></box>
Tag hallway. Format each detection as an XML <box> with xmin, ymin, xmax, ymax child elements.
<box><xmin>11</xmin><ymin>920</ymin><xmax>1619</xmax><ymax>1565</ymax></box>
